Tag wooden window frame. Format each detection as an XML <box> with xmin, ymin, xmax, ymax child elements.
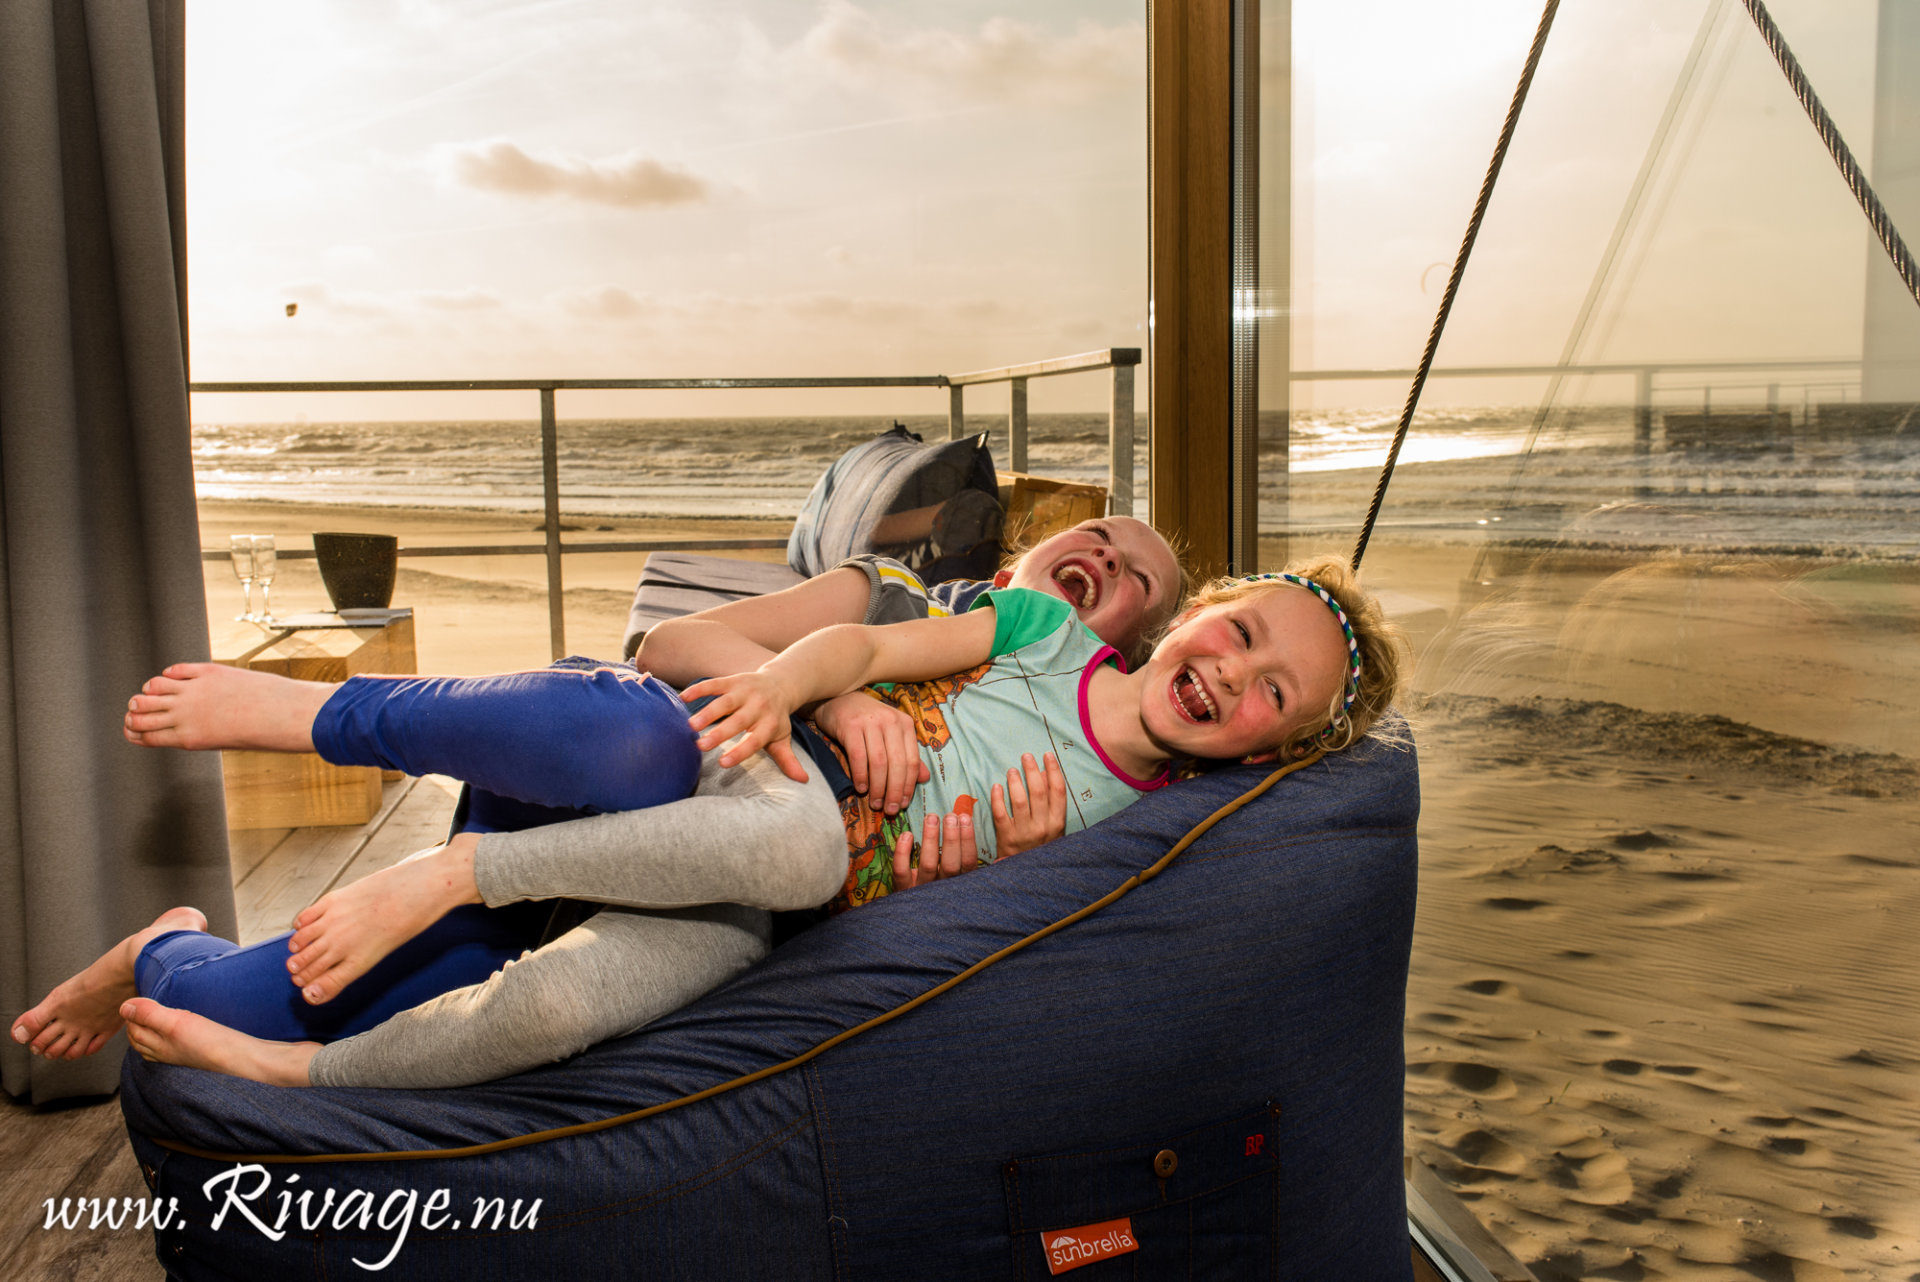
<box><xmin>1148</xmin><ymin>0</ymin><xmax>1263</xmax><ymax>578</ymax></box>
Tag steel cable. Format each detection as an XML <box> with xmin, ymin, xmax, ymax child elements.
<box><xmin>1742</xmin><ymin>0</ymin><xmax>1920</xmax><ymax>310</ymax></box>
<box><xmin>1351</xmin><ymin>0</ymin><xmax>1920</xmax><ymax>574</ymax></box>
<box><xmin>1351</xmin><ymin>0</ymin><xmax>1562</xmax><ymax>572</ymax></box>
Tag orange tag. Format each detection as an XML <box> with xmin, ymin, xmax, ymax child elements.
<box><xmin>1043</xmin><ymin>1218</ymin><xmax>1138</xmax><ymax>1275</ymax></box>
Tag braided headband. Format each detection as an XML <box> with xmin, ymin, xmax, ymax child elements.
<box><xmin>1240</xmin><ymin>572</ymin><xmax>1363</xmax><ymax>732</ymax></box>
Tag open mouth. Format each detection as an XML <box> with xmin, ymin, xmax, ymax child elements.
<box><xmin>1053</xmin><ymin>562</ymin><xmax>1099</xmax><ymax>611</ymax></box>
<box><xmin>1171</xmin><ymin>667</ymin><xmax>1216</xmax><ymax>723</ymax></box>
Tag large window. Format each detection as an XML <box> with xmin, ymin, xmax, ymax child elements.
<box><xmin>188</xmin><ymin>2</ymin><xmax>1147</xmax><ymax>670</ymax></box>
<box><xmin>1264</xmin><ymin>1</ymin><xmax>1919</xmax><ymax>1277</ymax></box>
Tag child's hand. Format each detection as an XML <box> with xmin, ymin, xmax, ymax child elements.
<box><xmin>990</xmin><ymin>752</ymin><xmax>1067</xmax><ymax>858</ymax></box>
<box><xmin>683</xmin><ymin>671</ymin><xmax>808</xmax><ymax>780</ymax></box>
<box><xmin>812</xmin><ymin>691</ymin><xmax>929</xmax><ymax>816</ymax></box>
<box><xmin>891</xmin><ymin>810</ymin><xmax>979</xmax><ymax>891</ymax></box>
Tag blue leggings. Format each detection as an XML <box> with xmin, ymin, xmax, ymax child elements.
<box><xmin>135</xmin><ymin>663</ymin><xmax>703</xmax><ymax>1043</ymax></box>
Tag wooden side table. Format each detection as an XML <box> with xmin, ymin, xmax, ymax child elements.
<box><xmin>212</xmin><ymin>611</ymin><xmax>417</xmax><ymax>830</ymax></box>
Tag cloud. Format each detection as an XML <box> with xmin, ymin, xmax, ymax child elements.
<box><xmin>793</xmin><ymin>2</ymin><xmax>1140</xmax><ymax>106</ymax></box>
<box><xmin>418</xmin><ymin>288</ymin><xmax>503</xmax><ymax>311</ymax></box>
<box><xmin>547</xmin><ymin>287</ymin><xmax>1053</xmax><ymax>337</ymax></box>
<box><xmin>561</xmin><ymin>285</ymin><xmax>649</xmax><ymax>319</ymax></box>
<box><xmin>446</xmin><ymin>140</ymin><xmax>711</xmax><ymax>208</ymax></box>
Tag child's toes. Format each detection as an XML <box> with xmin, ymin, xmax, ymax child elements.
<box><xmin>122</xmin><ymin>997</ymin><xmax>173</xmax><ymax>1033</ymax></box>
<box><xmin>300</xmin><ymin>973</ymin><xmax>344</xmax><ymax>1006</ymax></box>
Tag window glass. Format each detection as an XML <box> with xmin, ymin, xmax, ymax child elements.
<box><xmin>188</xmin><ymin>2</ymin><xmax>1146</xmax><ymax>670</ymax></box>
<box><xmin>1264</xmin><ymin>2</ymin><xmax>1919</xmax><ymax>1276</ymax></box>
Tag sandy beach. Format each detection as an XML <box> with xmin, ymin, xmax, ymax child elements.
<box><xmin>1372</xmin><ymin>533</ymin><xmax>1920</xmax><ymax>1280</ymax></box>
<box><xmin>194</xmin><ymin>495</ymin><xmax>1919</xmax><ymax>1281</ymax></box>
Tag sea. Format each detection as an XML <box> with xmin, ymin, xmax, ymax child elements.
<box><xmin>190</xmin><ymin>406</ymin><xmax>1920</xmax><ymax>561</ymax></box>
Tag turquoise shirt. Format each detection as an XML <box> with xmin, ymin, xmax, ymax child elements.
<box><xmin>834</xmin><ymin>587</ymin><xmax>1169</xmax><ymax>908</ymax></box>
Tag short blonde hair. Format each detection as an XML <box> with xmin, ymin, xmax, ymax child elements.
<box><xmin>1182</xmin><ymin>554</ymin><xmax>1409</xmax><ymax>762</ymax></box>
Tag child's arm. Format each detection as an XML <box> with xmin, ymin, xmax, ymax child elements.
<box><xmin>635</xmin><ymin>567</ymin><xmax>873</xmax><ymax>687</ymax></box>
<box><xmin>684</xmin><ymin>606</ymin><xmax>1000</xmax><ymax>771</ymax></box>
<box><xmin>638</xmin><ymin>566</ymin><xmax>930</xmax><ymax>808</ymax></box>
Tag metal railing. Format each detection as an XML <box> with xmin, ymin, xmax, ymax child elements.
<box><xmin>193</xmin><ymin>349</ymin><xmax>1140</xmax><ymax>659</ymax></box>
<box><xmin>1293</xmin><ymin>356</ymin><xmax>1863</xmax><ymax>505</ymax></box>
<box><xmin>1293</xmin><ymin>356</ymin><xmax>1861</xmax><ymax>442</ymax></box>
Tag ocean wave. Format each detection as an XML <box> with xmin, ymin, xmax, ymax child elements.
<box><xmin>192</xmin><ymin>410</ymin><xmax>1920</xmax><ymax>558</ymax></box>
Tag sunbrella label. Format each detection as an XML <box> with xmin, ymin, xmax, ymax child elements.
<box><xmin>1043</xmin><ymin>1217</ymin><xmax>1138</xmax><ymax>1274</ymax></box>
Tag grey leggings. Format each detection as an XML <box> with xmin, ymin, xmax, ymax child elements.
<box><xmin>306</xmin><ymin>747</ymin><xmax>845</xmax><ymax>1088</ymax></box>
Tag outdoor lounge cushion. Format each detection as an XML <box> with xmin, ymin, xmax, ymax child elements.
<box><xmin>621</xmin><ymin>551</ymin><xmax>805</xmax><ymax>658</ymax></box>
<box><xmin>786</xmin><ymin>424</ymin><xmax>1003</xmax><ymax>583</ymax></box>
<box><xmin>120</xmin><ymin>737</ymin><xmax>1419</xmax><ymax>1281</ymax></box>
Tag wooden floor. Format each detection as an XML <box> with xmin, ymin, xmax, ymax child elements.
<box><xmin>0</xmin><ymin>774</ymin><xmax>461</xmax><ymax>1282</ymax></box>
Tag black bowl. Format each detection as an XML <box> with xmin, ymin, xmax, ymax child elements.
<box><xmin>312</xmin><ymin>532</ymin><xmax>398</xmax><ymax>610</ymax></box>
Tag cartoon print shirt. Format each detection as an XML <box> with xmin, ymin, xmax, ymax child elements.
<box><xmin>827</xmin><ymin>587</ymin><xmax>1169</xmax><ymax>911</ymax></box>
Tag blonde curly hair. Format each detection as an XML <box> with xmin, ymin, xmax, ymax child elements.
<box><xmin>1180</xmin><ymin>554</ymin><xmax>1410</xmax><ymax>762</ymax></box>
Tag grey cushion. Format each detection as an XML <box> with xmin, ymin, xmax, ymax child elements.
<box><xmin>622</xmin><ymin>552</ymin><xmax>804</xmax><ymax>658</ymax></box>
<box><xmin>786</xmin><ymin>425</ymin><xmax>1002</xmax><ymax>582</ymax></box>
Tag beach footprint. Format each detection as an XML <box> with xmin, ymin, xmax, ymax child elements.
<box><xmin>1434</xmin><ymin>1126</ymin><xmax>1527</xmax><ymax>1185</ymax></box>
<box><xmin>1652</xmin><ymin>1063</ymin><xmax>1743</xmax><ymax>1094</ymax></box>
<box><xmin>1544</xmin><ymin>1136</ymin><xmax>1634</xmax><ymax>1206</ymax></box>
<box><xmin>1407</xmin><ymin>1059</ymin><xmax>1519</xmax><ymax>1100</ymax></box>
<box><xmin>1481</xmin><ymin>896</ymin><xmax>1557</xmax><ymax>914</ymax></box>
<box><xmin>1623</xmin><ymin>895</ymin><xmax>1713</xmax><ymax>926</ymax></box>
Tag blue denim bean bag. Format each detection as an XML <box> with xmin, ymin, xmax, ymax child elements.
<box><xmin>120</xmin><ymin>738</ymin><xmax>1418</xmax><ymax>1281</ymax></box>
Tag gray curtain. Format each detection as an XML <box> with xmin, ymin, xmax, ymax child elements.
<box><xmin>0</xmin><ymin>0</ymin><xmax>235</xmax><ymax>1102</ymax></box>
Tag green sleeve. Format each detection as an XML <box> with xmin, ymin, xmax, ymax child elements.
<box><xmin>974</xmin><ymin>587</ymin><xmax>1075</xmax><ymax>658</ymax></box>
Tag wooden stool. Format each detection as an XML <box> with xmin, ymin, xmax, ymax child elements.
<box><xmin>211</xmin><ymin>612</ymin><xmax>417</xmax><ymax>830</ymax></box>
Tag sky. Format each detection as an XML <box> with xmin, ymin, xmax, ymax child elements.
<box><xmin>185</xmin><ymin>0</ymin><xmax>1896</xmax><ymax>422</ymax></box>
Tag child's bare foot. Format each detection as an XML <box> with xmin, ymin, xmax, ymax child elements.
<box><xmin>286</xmin><ymin>836</ymin><xmax>482</xmax><ymax>1005</ymax></box>
<box><xmin>123</xmin><ymin>662</ymin><xmax>334</xmax><ymax>752</ymax></box>
<box><xmin>121</xmin><ymin>999</ymin><xmax>319</xmax><ymax>1087</ymax></box>
<box><xmin>12</xmin><ymin>907</ymin><xmax>207</xmax><ymax>1059</ymax></box>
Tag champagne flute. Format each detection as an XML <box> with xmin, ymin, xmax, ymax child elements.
<box><xmin>229</xmin><ymin>535</ymin><xmax>256</xmax><ymax>621</ymax></box>
<box><xmin>251</xmin><ymin>534</ymin><xmax>278</xmax><ymax>624</ymax></box>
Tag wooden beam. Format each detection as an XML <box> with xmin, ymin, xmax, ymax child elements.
<box><xmin>1150</xmin><ymin>0</ymin><xmax>1237</xmax><ymax>580</ymax></box>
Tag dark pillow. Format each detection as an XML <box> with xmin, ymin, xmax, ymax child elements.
<box><xmin>786</xmin><ymin>424</ymin><xmax>1004</xmax><ymax>583</ymax></box>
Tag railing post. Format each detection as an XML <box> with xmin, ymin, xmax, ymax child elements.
<box><xmin>1633</xmin><ymin>366</ymin><xmax>1653</xmax><ymax>499</ymax></box>
<box><xmin>1009</xmin><ymin>378</ymin><xmax>1028</xmax><ymax>473</ymax></box>
<box><xmin>540</xmin><ymin>386</ymin><xmax>566</xmax><ymax>660</ymax></box>
<box><xmin>948</xmin><ymin>385</ymin><xmax>965</xmax><ymax>440</ymax></box>
<box><xmin>1108</xmin><ymin>363</ymin><xmax>1134</xmax><ymax>516</ymax></box>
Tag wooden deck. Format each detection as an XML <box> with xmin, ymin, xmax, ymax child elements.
<box><xmin>1</xmin><ymin>774</ymin><xmax>461</xmax><ymax>1282</ymax></box>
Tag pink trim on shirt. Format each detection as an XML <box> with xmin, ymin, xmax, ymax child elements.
<box><xmin>1078</xmin><ymin>645</ymin><xmax>1171</xmax><ymax>791</ymax></box>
